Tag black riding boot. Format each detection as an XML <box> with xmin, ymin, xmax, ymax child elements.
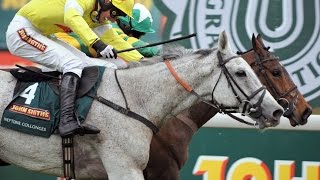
<box><xmin>59</xmin><ymin>72</ymin><xmax>100</xmax><ymax>137</ymax></box>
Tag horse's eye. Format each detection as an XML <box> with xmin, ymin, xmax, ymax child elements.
<box><xmin>236</xmin><ymin>70</ymin><xmax>246</xmax><ymax>77</ymax></box>
<box><xmin>272</xmin><ymin>69</ymin><xmax>281</xmax><ymax>77</ymax></box>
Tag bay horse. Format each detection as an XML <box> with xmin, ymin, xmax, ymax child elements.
<box><xmin>0</xmin><ymin>31</ymin><xmax>283</xmax><ymax>179</ymax></box>
<box><xmin>143</xmin><ymin>34</ymin><xmax>313</xmax><ymax>180</ymax></box>
<box><xmin>240</xmin><ymin>34</ymin><xmax>312</xmax><ymax>126</ymax></box>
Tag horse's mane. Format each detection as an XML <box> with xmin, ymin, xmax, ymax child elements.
<box><xmin>127</xmin><ymin>44</ymin><xmax>216</xmax><ymax>68</ymax></box>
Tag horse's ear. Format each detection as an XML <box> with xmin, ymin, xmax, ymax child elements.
<box><xmin>251</xmin><ymin>34</ymin><xmax>257</xmax><ymax>49</ymax></box>
<box><xmin>256</xmin><ymin>34</ymin><xmax>266</xmax><ymax>47</ymax></box>
<box><xmin>252</xmin><ymin>34</ymin><xmax>264</xmax><ymax>55</ymax></box>
<box><xmin>218</xmin><ymin>30</ymin><xmax>230</xmax><ymax>52</ymax></box>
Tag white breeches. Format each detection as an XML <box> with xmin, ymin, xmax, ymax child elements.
<box><xmin>6</xmin><ymin>15</ymin><xmax>122</xmax><ymax>77</ymax></box>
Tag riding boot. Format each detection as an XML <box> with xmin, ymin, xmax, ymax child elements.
<box><xmin>59</xmin><ymin>72</ymin><xmax>100</xmax><ymax>137</ymax></box>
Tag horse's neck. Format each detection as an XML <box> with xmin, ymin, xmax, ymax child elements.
<box><xmin>152</xmin><ymin>103</ymin><xmax>220</xmax><ymax>169</ymax></box>
<box><xmin>116</xmin><ymin>58</ymin><xmax>212</xmax><ymax>126</ymax></box>
<box><xmin>187</xmin><ymin>102</ymin><xmax>219</xmax><ymax>128</ymax></box>
<box><xmin>158</xmin><ymin>102</ymin><xmax>219</xmax><ymax>143</ymax></box>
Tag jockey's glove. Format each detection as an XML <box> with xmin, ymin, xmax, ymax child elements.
<box><xmin>92</xmin><ymin>40</ymin><xmax>117</xmax><ymax>59</ymax></box>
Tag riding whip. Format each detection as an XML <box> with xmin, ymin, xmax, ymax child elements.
<box><xmin>117</xmin><ymin>33</ymin><xmax>197</xmax><ymax>53</ymax></box>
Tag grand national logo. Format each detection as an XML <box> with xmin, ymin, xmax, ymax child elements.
<box><xmin>155</xmin><ymin>0</ymin><xmax>320</xmax><ymax>106</ymax></box>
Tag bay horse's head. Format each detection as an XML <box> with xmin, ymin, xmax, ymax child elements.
<box><xmin>211</xmin><ymin>31</ymin><xmax>284</xmax><ymax>128</ymax></box>
<box><xmin>239</xmin><ymin>34</ymin><xmax>312</xmax><ymax>126</ymax></box>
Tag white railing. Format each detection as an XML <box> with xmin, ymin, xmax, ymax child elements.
<box><xmin>203</xmin><ymin>114</ymin><xmax>320</xmax><ymax>131</ymax></box>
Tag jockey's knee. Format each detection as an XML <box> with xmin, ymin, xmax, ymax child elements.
<box><xmin>61</xmin><ymin>58</ymin><xmax>84</xmax><ymax>78</ymax></box>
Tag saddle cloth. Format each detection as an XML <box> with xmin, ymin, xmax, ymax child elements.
<box><xmin>1</xmin><ymin>66</ymin><xmax>105</xmax><ymax>138</ymax></box>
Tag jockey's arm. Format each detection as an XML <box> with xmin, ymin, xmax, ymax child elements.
<box><xmin>64</xmin><ymin>2</ymin><xmax>99</xmax><ymax>47</ymax></box>
<box><xmin>128</xmin><ymin>37</ymin><xmax>160</xmax><ymax>57</ymax></box>
<box><xmin>98</xmin><ymin>28</ymin><xmax>144</xmax><ymax>61</ymax></box>
<box><xmin>52</xmin><ymin>30</ymin><xmax>144</xmax><ymax>62</ymax></box>
<box><xmin>114</xmin><ymin>29</ymin><xmax>160</xmax><ymax>57</ymax></box>
<box><xmin>63</xmin><ymin>1</ymin><xmax>143</xmax><ymax>62</ymax></box>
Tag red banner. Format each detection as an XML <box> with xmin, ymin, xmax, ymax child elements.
<box><xmin>0</xmin><ymin>51</ymin><xmax>36</xmax><ymax>68</ymax></box>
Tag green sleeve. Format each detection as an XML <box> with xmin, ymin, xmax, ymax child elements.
<box><xmin>132</xmin><ymin>40</ymin><xmax>160</xmax><ymax>57</ymax></box>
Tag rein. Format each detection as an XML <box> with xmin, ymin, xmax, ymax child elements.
<box><xmin>164</xmin><ymin>60</ymin><xmax>220</xmax><ymax>110</ymax></box>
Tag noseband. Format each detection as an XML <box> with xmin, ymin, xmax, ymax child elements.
<box><xmin>249</xmin><ymin>51</ymin><xmax>298</xmax><ymax>118</ymax></box>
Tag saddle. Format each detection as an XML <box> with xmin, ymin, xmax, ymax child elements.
<box><xmin>1</xmin><ymin>65</ymin><xmax>105</xmax><ymax>138</ymax></box>
<box><xmin>10</xmin><ymin>66</ymin><xmax>100</xmax><ymax>97</ymax></box>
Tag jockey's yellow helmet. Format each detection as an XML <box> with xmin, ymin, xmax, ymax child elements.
<box><xmin>111</xmin><ymin>0</ymin><xmax>134</xmax><ymax>18</ymax></box>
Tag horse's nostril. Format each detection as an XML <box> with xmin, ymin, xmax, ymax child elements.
<box><xmin>301</xmin><ymin>108</ymin><xmax>312</xmax><ymax>125</ymax></box>
<box><xmin>273</xmin><ymin>109</ymin><xmax>283</xmax><ymax>120</ymax></box>
<box><xmin>277</xmin><ymin>98</ymin><xmax>289</xmax><ymax>111</ymax></box>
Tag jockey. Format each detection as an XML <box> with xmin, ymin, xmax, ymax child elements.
<box><xmin>6</xmin><ymin>0</ymin><xmax>134</xmax><ymax>138</ymax></box>
<box><xmin>53</xmin><ymin>3</ymin><xmax>159</xmax><ymax>61</ymax></box>
<box><xmin>115</xmin><ymin>3</ymin><xmax>160</xmax><ymax>57</ymax></box>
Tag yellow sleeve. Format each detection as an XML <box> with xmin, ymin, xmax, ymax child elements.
<box><xmin>126</xmin><ymin>36</ymin><xmax>140</xmax><ymax>44</ymax></box>
<box><xmin>53</xmin><ymin>32</ymin><xmax>97</xmax><ymax>57</ymax></box>
<box><xmin>53</xmin><ymin>32</ymin><xmax>82</xmax><ymax>50</ymax></box>
<box><xmin>64</xmin><ymin>4</ymin><xmax>99</xmax><ymax>46</ymax></box>
<box><xmin>100</xmin><ymin>29</ymin><xmax>144</xmax><ymax>62</ymax></box>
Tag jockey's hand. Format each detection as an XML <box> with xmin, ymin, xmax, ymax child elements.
<box><xmin>92</xmin><ymin>40</ymin><xmax>117</xmax><ymax>59</ymax></box>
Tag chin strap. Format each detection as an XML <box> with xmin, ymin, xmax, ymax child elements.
<box><xmin>91</xmin><ymin>0</ymin><xmax>113</xmax><ymax>23</ymax></box>
<box><xmin>90</xmin><ymin>0</ymin><xmax>100</xmax><ymax>23</ymax></box>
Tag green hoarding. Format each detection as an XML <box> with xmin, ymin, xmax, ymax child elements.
<box><xmin>0</xmin><ymin>166</ymin><xmax>55</xmax><ymax>180</ymax></box>
<box><xmin>181</xmin><ymin>127</ymin><xmax>320</xmax><ymax>180</ymax></box>
<box><xmin>178</xmin><ymin>115</ymin><xmax>320</xmax><ymax>180</ymax></box>
<box><xmin>0</xmin><ymin>0</ymin><xmax>24</xmax><ymax>50</ymax></box>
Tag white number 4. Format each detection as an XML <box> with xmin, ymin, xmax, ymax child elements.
<box><xmin>19</xmin><ymin>83</ymin><xmax>39</xmax><ymax>105</ymax></box>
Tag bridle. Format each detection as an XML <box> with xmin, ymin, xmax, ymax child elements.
<box><xmin>238</xmin><ymin>48</ymin><xmax>298</xmax><ymax>118</ymax></box>
<box><xmin>214</xmin><ymin>51</ymin><xmax>266</xmax><ymax>119</ymax></box>
<box><xmin>165</xmin><ymin>50</ymin><xmax>268</xmax><ymax>126</ymax></box>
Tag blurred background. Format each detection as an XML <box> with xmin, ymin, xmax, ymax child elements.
<box><xmin>0</xmin><ymin>0</ymin><xmax>319</xmax><ymax>179</ymax></box>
